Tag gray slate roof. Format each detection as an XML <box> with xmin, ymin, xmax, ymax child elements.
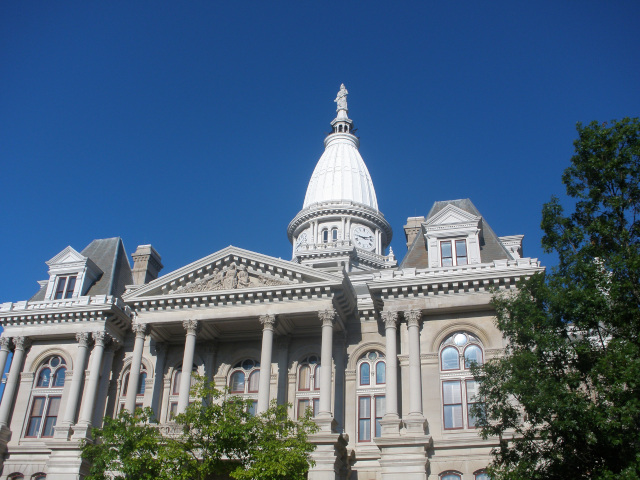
<box><xmin>29</xmin><ymin>238</ymin><xmax>133</xmax><ymax>301</ymax></box>
<box><xmin>400</xmin><ymin>198</ymin><xmax>513</xmax><ymax>269</ymax></box>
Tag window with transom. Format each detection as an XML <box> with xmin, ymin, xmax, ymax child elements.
<box><xmin>27</xmin><ymin>356</ymin><xmax>66</xmax><ymax>438</ymax></box>
<box><xmin>439</xmin><ymin>332</ymin><xmax>484</xmax><ymax>430</ymax></box>
<box><xmin>356</xmin><ymin>351</ymin><xmax>385</xmax><ymax>442</ymax></box>
<box><xmin>439</xmin><ymin>239</ymin><xmax>468</xmax><ymax>267</ymax></box>
<box><xmin>296</xmin><ymin>355</ymin><xmax>320</xmax><ymax>419</ymax></box>
<box><xmin>228</xmin><ymin>359</ymin><xmax>260</xmax><ymax>415</ymax></box>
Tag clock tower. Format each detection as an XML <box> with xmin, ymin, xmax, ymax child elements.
<box><xmin>288</xmin><ymin>85</ymin><xmax>396</xmax><ymax>272</ymax></box>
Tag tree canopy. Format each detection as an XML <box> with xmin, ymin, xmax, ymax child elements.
<box><xmin>473</xmin><ymin>118</ymin><xmax>640</xmax><ymax>480</ymax></box>
<box><xmin>82</xmin><ymin>379</ymin><xmax>318</xmax><ymax>480</ymax></box>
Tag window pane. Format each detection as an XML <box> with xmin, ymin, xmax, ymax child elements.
<box><xmin>52</xmin><ymin>367</ymin><xmax>66</xmax><ymax>387</ymax></box>
<box><xmin>248</xmin><ymin>370</ymin><xmax>260</xmax><ymax>392</ymax></box>
<box><xmin>137</xmin><ymin>372</ymin><xmax>147</xmax><ymax>395</ymax></box>
<box><xmin>230</xmin><ymin>371</ymin><xmax>245</xmax><ymax>393</ymax></box>
<box><xmin>42</xmin><ymin>417</ymin><xmax>56</xmax><ymax>437</ymax></box>
<box><xmin>359</xmin><ymin>396</ymin><xmax>371</xmax><ymax>417</ymax></box>
<box><xmin>359</xmin><ymin>419</ymin><xmax>371</xmax><ymax>441</ymax></box>
<box><xmin>332</xmin><ymin>228</ymin><xmax>338</xmax><ymax>241</ymax></box>
<box><xmin>455</xmin><ymin>240</ymin><xmax>467</xmax><ymax>265</ymax></box>
<box><xmin>299</xmin><ymin>365</ymin><xmax>310</xmax><ymax>389</ymax></box>
<box><xmin>443</xmin><ymin>381</ymin><xmax>462</xmax><ymax>404</ymax></box>
<box><xmin>359</xmin><ymin>363</ymin><xmax>370</xmax><ymax>385</ymax></box>
<box><xmin>475</xmin><ymin>473</ymin><xmax>490</xmax><ymax>480</ymax></box>
<box><xmin>464</xmin><ymin>345</ymin><xmax>483</xmax><ymax>368</ymax></box>
<box><xmin>55</xmin><ymin>277</ymin><xmax>67</xmax><ymax>299</ymax></box>
<box><xmin>64</xmin><ymin>276</ymin><xmax>77</xmax><ymax>298</ymax></box>
<box><xmin>376</xmin><ymin>361</ymin><xmax>385</xmax><ymax>384</ymax></box>
<box><xmin>173</xmin><ymin>370</ymin><xmax>181</xmax><ymax>394</ymax></box>
<box><xmin>297</xmin><ymin>399</ymin><xmax>310</xmax><ymax>419</ymax></box>
<box><xmin>314</xmin><ymin>365</ymin><xmax>321</xmax><ymax>390</ymax></box>
<box><xmin>248</xmin><ymin>400</ymin><xmax>257</xmax><ymax>416</ymax></box>
<box><xmin>441</xmin><ymin>347</ymin><xmax>459</xmax><ymax>370</ymax></box>
<box><xmin>313</xmin><ymin>398</ymin><xmax>319</xmax><ymax>416</ymax></box>
<box><xmin>444</xmin><ymin>405</ymin><xmax>463</xmax><ymax>429</ymax></box>
<box><xmin>466</xmin><ymin>380</ymin><xmax>479</xmax><ymax>402</ymax></box>
<box><xmin>441</xmin><ymin>241</ymin><xmax>453</xmax><ymax>266</ymax></box>
<box><xmin>37</xmin><ymin>368</ymin><xmax>51</xmax><ymax>387</ymax></box>
<box><xmin>442</xmin><ymin>475</ymin><xmax>461</xmax><ymax>480</ymax></box>
<box><xmin>27</xmin><ymin>397</ymin><xmax>45</xmax><ymax>436</ymax></box>
<box><xmin>375</xmin><ymin>396</ymin><xmax>386</xmax><ymax>417</ymax></box>
<box><xmin>169</xmin><ymin>402</ymin><xmax>178</xmax><ymax>420</ymax></box>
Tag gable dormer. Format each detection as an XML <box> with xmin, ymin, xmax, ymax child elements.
<box><xmin>43</xmin><ymin>246</ymin><xmax>103</xmax><ymax>300</ymax></box>
<box><xmin>424</xmin><ymin>204</ymin><xmax>482</xmax><ymax>268</ymax></box>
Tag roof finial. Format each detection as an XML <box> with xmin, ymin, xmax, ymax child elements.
<box><xmin>334</xmin><ymin>84</ymin><xmax>348</xmax><ymax>113</ymax></box>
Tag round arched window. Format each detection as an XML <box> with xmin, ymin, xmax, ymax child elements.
<box><xmin>36</xmin><ymin>356</ymin><xmax>66</xmax><ymax>388</ymax></box>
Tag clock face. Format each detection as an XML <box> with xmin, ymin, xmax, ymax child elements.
<box><xmin>294</xmin><ymin>231</ymin><xmax>309</xmax><ymax>250</ymax></box>
<box><xmin>353</xmin><ymin>225</ymin><xmax>375</xmax><ymax>250</ymax></box>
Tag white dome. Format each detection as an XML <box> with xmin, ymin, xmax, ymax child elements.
<box><xmin>302</xmin><ymin>133</ymin><xmax>379</xmax><ymax>211</ymax></box>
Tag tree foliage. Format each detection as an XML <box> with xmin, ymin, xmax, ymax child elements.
<box><xmin>473</xmin><ymin>118</ymin><xmax>640</xmax><ymax>480</ymax></box>
<box><xmin>82</xmin><ymin>378</ymin><xmax>318</xmax><ymax>480</ymax></box>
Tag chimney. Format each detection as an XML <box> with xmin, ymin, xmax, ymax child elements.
<box><xmin>403</xmin><ymin>216</ymin><xmax>425</xmax><ymax>249</ymax></box>
<box><xmin>132</xmin><ymin>245</ymin><xmax>163</xmax><ymax>285</ymax></box>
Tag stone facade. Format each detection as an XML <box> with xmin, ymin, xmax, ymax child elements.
<box><xmin>0</xmin><ymin>87</ymin><xmax>543</xmax><ymax>480</ymax></box>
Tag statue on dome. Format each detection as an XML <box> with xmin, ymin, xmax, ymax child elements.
<box><xmin>334</xmin><ymin>84</ymin><xmax>348</xmax><ymax>111</ymax></box>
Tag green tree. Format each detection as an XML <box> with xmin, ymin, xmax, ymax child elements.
<box><xmin>473</xmin><ymin>118</ymin><xmax>640</xmax><ymax>480</ymax></box>
<box><xmin>82</xmin><ymin>408</ymin><xmax>168</xmax><ymax>480</ymax></box>
<box><xmin>82</xmin><ymin>379</ymin><xmax>318</xmax><ymax>480</ymax></box>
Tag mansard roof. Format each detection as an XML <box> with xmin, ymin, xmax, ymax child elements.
<box><xmin>29</xmin><ymin>237</ymin><xmax>132</xmax><ymax>301</ymax></box>
<box><xmin>400</xmin><ymin>198</ymin><xmax>514</xmax><ymax>269</ymax></box>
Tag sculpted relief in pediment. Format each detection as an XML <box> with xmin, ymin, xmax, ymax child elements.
<box><xmin>171</xmin><ymin>262</ymin><xmax>292</xmax><ymax>294</ymax></box>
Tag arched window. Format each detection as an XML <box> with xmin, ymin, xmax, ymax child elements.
<box><xmin>296</xmin><ymin>355</ymin><xmax>320</xmax><ymax>419</ymax></box>
<box><xmin>332</xmin><ymin>228</ymin><xmax>338</xmax><ymax>241</ymax></box>
<box><xmin>322</xmin><ymin>229</ymin><xmax>329</xmax><ymax>243</ymax></box>
<box><xmin>474</xmin><ymin>471</ymin><xmax>490</xmax><ymax>480</ymax></box>
<box><xmin>228</xmin><ymin>359</ymin><xmax>260</xmax><ymax>415</ymax></box>
<box><xmin>33</xmin><ymin>474</ymin><xmax>47</xmax><ymax>480</ymax></box>
<box><xmin>27</xmin><ymin>356</ymin><xmax>66</xmax><ymax>438</ymax></box>
<box><xmin>119</xmin><ymin>364</ymin><xmax>148</xmax><ymax>412</ymax></box>
<box><xmin>439</xmin><ymin>332</ymin><xmax>484</xmax><ymax>430</ymax></box>
<box><xmin>167</xmin><ymin>364</ymin><xmax>198</xmax><ymax>420</ymax></box>
<box><xmin>356</xmin><ymin>351</ymin><xmax>385</xmax><ymax>442</ymax></box>
<box><xmin>8</xmin><ymin>474</ymin><xmax>24</xmax><ymax>480</ymax></box>
<box><xmin>441</xmin><ymin>472</ymin><xmax>462</xmax><ymax>480</ymax></box>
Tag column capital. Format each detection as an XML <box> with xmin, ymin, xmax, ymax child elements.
<box><xmin>106</xmin><ymin>339</ymin><xmax>122</xmax><ymax>353</ymax></box>
<box><xmin>13</xmin><ymin>336</ymin><xmax>30</xmax><ymax>351</ymax></box>
<box><xmin>259</xmin><ymin>314</ymin><xmax>276</xmax><ymax>330</ymax></box>
<box><xmin>132</xmin><ymin>323</ymin><xmax>149</xmax><ymax>338</ymax></box>
<box><xmin>92</xmin><ymin>331</ymin><xmax>108</xmax><ymax>347</ymax></box>
<box><xmin>182</xmin><ymin>319</ymin><xmax>200</xmax><ymax>334</ymax></box>
<box><xmin>0</xmin><ymin>337</ymin><xmax>10</xmax><ymax>351</ymax></box>
<box><xmin>318</xmin><ymin>309</ymin><xmax>337</xmax><ymax>327</ymax></box>
<box><xmin>76</xmin><ymin>332</ymin><xmax>92</xmax><ymax>347</ymax></box>
<box><xmin>381</xmin><ymin>311</ymin><xmax>399</xmax><ymax>329</ymax></box>
<box><xmin>404</xmin><ymin>310</ymin><xmax>423</xmax><ymax>327</ymax></box>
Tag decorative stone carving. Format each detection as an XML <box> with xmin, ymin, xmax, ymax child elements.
<box><xmin>259</xmin><ymin>314</ymin><xmax>276</xmax><ymax>330</ymax></box>
<box><xmin>132</xmin><ymin>323</ymin><xmax>149</xmax><ymax>338</ymax></box>
<box><xmin>13</xmin><ymin>336</ymin><xmax>30</xmax><ymax>350</ymax></box>
<box><xmin>106</xmin><ymin>339</ymin><xmax>122</xmax><ymax>353</ymax></box>
<box><xmin>319</xmin><ymin>309</ymin><xmax>337</xmax><ymax>327</ymax></box>
<box><xmin>381</xmin><ymin>311</ymin><xmax>399</xmax><ymax>328</ymax></box>
<box><xmin>404</xmin><ymin>310</ymin><xmax>422</xmax><ymax>328</ymax></box>
<box><xmin>0</xmin><ymin>337</ymin><xmax>10</xmax><ymax>351</ymax></box>
<box><xmin>92</xmin><ymin>331</ymin><xmax>108</xmax><ymax>346</ymax></box>
<box><xmin>171</xmin><ymin>262</ymin><xmax>291</xmax><ymax>294</ymax></box>
<box><xmin>182</xmin><ymin>319</ymin><xmax>200</xmax><ymax>334</ymax></box>
<box><xmin>335</xmin><ymin>83</ymin><xmax>348</xmax><ymax>111</ymax></box>
<box><xmin>76</xmin><ymin>332</ymin><xmax>91</xmax><ymax>347</ymax></box>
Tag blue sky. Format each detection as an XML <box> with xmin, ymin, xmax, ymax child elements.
<box><xmin>1</xmin><ymin>1</ymin><xmax>639</xmax><ymax>303</ymax></box>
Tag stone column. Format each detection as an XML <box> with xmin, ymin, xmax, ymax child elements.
<box><xmin>151</xmin><ymin>343</ymin><xmax>168</xmax><ymax>420</ymax></box>
<box><xmin>0</xmin><ymin>338</ymin><xmax>11</xmax><ymax>385</ymax></box>
<box><xmin>257</xmin><ymin>314</ymin><xmax>276</xmax><ymax>414</ymax></box>
<box><xmin>125</xmin><ymin>323</ymin><xmax>148</xmax><ymax>413</ymax></box>
<box><xmin>76</xmin><ymin>332</ymin><xmax>108</xmax><ymax>428</ymax></box>
<box><xmin>0</xmin><ymin>337</ymin><xmax>28</xmax><ymax>428</ymax></box>
<box><xmin>380</xmin><ymin>311</ymin><xmax>400</xmax><ymax>435</ymax></box>
<box><xmin>318</xmin><ymin>309</ymin><xmax>336</xmax><ymax>418</ymax></box>
<box><xmin>177</xmin><ymin>320</ymin><xmax>199</xmax><ymax>414</ymax></box>
<box><xmin>60</xmin><ymin>333</ymin><xmax>91</xmax><ymax>428</ymax></box>
<box><xmin>404</xmin><ymin>310</ymin><xmax>427</xmax><ymax>433</ymax></box>
<box><xmin>92</xmin><ymin>340</ymin><xmax>121</xmax><ymax>427</ymax></box>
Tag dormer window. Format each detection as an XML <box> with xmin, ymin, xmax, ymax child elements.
<box><xmin>54</xmin><ymin>276</ymin><xmax>77</xmax><ymax>299</ymax></box>
<box><xmin>440</xmin><ymin>240</ymin><xmax>468</xmax><ymax>267</ymax></box>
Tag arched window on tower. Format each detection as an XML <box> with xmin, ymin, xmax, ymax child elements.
<box><xmin>356</xmin><ymin>351</ymin><xmax>385</xmax><ymax>442</ymax></box>
<box><xmin>296</xmin><ymin>355</ymin><xmax>320</xmax><ymax>419</ymax></box>
<box><xmin>439</xmin><ymin>332</ymin><xmax>484</xmax><ymax>430</ymax></box>
<box><xmin>27</xmin><ymin>355</ymin><xmax>66</xmax><ymax>438</ymax></box>
<box><xmin>228</xmin><ymin>359</ymin><xmax>260</xmax><ymax>415</ymax></box>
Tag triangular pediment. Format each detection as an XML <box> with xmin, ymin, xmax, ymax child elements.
<box><xmin>426</xmin><ymin>204</ymin><xmax>480</xmax><ymax>226</ymax></box>
<box><xmin>46</xmin><ymin>246</ymin><xmax>87</xmax><ymax>266</ymax></box>
<box><xmin>123</xmin><ymin>246</ymin><xmax>345</xmax><ymax>299</ymax></box>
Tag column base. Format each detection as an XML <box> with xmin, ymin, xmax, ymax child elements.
<box><xmin>375</xmin><ymin>434</ymin><xmax>432</xmax><ymax>480</ymax></box>
<box><xmin>308</xmin><ymin>431</ymin><xmax>350</xmax><ymax>480</ymax></box>
<box><xmin>314</xmin><ymin>413</ymin><xmax>338</xmax><ymax>433</ymax></box>
<box><xmin>379</xmin><ymin>414</ymin><xmax>402</xmax><ymax>436</ymax></box>
<box><xmin>403</xmin><ymin>413</ymin><xmax>427</xmax><ymax>434</ymax></box>
<box><xmin>45</xmin><ymin>440</ymin><xmax>88</xmax><ymax>480</ymax></box>
<box><xmin>71</xmin><ymin>422</ymin><xmax>92</xmax><ymax>440</ymax></box>
<box><xmin>0</xmin><ymin>424</ymin><xmax>11</xmax><ymax>469</ymax></box>
<box><xmin>53</xmin><ymin>422</ymin><xmax>74</xmax><ymax>440</ymax></box>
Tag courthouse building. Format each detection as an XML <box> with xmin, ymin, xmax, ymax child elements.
<box><xmin>0</xmin><ymin>86</ymin><xmax>542</xmax><ymax>480</ymax></box>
